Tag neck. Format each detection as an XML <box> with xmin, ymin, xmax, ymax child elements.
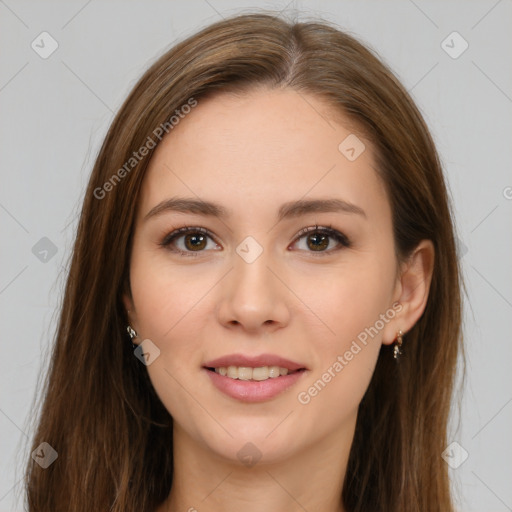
<box><xmin>156</xmin><ymin>421</ymin><xmax>354</xmax><ymax>512</ymax></box>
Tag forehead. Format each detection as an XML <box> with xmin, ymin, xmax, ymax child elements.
<box><xmin>138</xmin><ymin>88</ymin><xmax>390</xmax><ymax>224</ymax></box>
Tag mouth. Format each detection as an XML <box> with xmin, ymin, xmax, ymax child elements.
<box><xmin>202</xmin><ymin>353</ymin><xmax>308</xmax><ymax>402</ymax></box>
<box><xmin>204</xmin><ymin>366</ymin><xmax>307</xmax><ymax>381</ymax></box>
<box><xmin>203</xmin><ymin>353</ymin><xmax>308</xmax><ymax>381</ymax></box>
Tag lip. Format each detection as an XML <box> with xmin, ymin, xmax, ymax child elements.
<box><xmin>204</xmin><ymin>367</ymin><xmax>307</xmax><ymax>403</ymax></box>
<box><xmin>203</xmin><ymin>353</ymin><xmax>309</xmax><ymax>403</ymax></box>
<box><xmin>203</xmin><ymin>353</ymin><xmax>307</xmax><ymax>372</ymax></box>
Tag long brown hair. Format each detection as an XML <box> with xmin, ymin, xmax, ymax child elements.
<box><xmin>24</xmin><ymin>11</ymin><xmax>464</xmax><ymax>511</ymax></box>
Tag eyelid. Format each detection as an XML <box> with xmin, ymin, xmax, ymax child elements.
<box><xmin>160</xmin><ymin>225</ymin><xmax>212</xmax><ymax>245</ymax></box>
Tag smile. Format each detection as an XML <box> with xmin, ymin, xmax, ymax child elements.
<box><xmin>208</xmin><ymin>365</ymin><xmax>302</xmax><ymax>381</ymax></box>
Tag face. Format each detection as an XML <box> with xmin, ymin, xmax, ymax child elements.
<box><xmin>124</xmin><ymin>87</ymin><xmax>402</xmax><ymax>464</ymax></box>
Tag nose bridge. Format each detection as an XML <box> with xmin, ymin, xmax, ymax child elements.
<box><xmin>216</xmin><ymin>235</ymin><xmax>290</xmax><ymax>330</ymax></box>
<box><xmin>234</xmin><ymin>242</ymin><xmax>273</xmax><ymax>296</ymax></box>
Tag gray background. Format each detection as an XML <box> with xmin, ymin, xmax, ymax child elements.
<box><xmin>1</xmin><ymin>1</ymin><xmax>511</xmax><ymax>510</ymax></box>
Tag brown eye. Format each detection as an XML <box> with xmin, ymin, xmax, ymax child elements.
<box><xmin>306</xmin><ymin>232</ymin><xmax>330</xmax><ymax>251</ymax></box>
<box><xmin>292</xmin><ymin>225</ymin><xmax>351</xmax><ymax>254</ymax></box>
<box><xmin>184</xmin><ymin>233</ymin><xmax>207</xmax><ymax>251</ymax></box>
<box><xmin>160</xmin><ymin>227</ymin><xmax>220</xmax><ymax>256</ymax></box>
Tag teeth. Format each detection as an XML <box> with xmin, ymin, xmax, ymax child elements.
<box><xmin>238</xmin><ymin>367</ymin><xmax>252</xmax><ymax>381</ymax></box>
<box><xmin>214</xmin><ymin>365</ymin><xmax>291</xmax><ymax>381</ymax></box>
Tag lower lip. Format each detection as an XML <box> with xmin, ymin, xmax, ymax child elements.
<box><xmin>204</xmin><ymin>368</ymin><xmax>307</xmax><ymax>403</ymax></box>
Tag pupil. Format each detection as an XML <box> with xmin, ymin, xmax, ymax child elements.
<box><xmin>308</xmin><ymin>233</ymin><xmax>328</xmax><ymax>251</ymax></box>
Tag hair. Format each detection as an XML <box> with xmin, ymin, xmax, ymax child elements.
<box><xmin>24</xmin><ymin>11</ymin><xmax>464</xmax><ymax>512</ymax></box>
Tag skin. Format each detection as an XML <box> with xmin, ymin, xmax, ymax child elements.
<box><xmin>124</xmin><ymin>87</ymin><xmax>434</xmax><ymax>512</ymax></box>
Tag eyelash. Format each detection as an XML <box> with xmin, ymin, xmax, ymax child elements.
<box><xmin>159</xmin><ymin>224</ymin><xmax>351</xmax><ymax>257</ymax></box>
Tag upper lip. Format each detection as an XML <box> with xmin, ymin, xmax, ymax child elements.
<box><xmin>204</xmin><ymin>353</ymin><xmax>307</xmax><ymax>371</ymax></box>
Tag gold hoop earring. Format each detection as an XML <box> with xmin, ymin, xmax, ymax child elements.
<box><xmin>393</xmin><ymin>330</ymin><xmax>403</xmax><ymax>361</ymax></box>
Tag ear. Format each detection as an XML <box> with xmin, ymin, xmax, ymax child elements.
<box><xmin>123</xmin><ymin>293</ymin><xmax>141</xmax><ymax>346</ymax></box>
<box><xmin>382</xmin><ymin>239</ymin><xmax>435</xmax><ymax>345</ymax></box>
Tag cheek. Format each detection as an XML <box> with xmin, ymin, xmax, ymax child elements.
<box><xmin>129</xmin><ymin>244</ymin><xmax>212</xmax><ymax>343</ymax></box>
<box><xmin>293</xmin><ymin>256</ymin><xmax>395</xmax><ymax>411</ymax></box>
<box><xmin>128</xmin><ymin>251</ymin><xmax>215</xmax><ymax>412</ymax></box>
<box><xmin>128</xmin><ymin>256</ymin><xmax>214</xmax><ymax>427</ymax></box>
<box><xmin>295</xmin><ymin>254</ymin><xmax>394</xmax><ymax>342</ymax></box>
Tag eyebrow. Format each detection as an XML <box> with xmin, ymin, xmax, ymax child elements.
<box><xmin>144</xmin><ymin>196</ymin><xmax>367</xmax><ymax>222</ymax></box>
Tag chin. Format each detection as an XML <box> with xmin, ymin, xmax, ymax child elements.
<box><xmin>198</xmin><ymin>422</ymin><xmax>299</xmax><ymax>466</ymax></box>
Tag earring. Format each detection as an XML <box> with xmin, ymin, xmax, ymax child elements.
<box><xmin>127</xmin><ymin>325</ymin><xmax>138</xmax><ymax>350</ymax></box>
<box><xmin>393</xmin><ymin>330</ymin><xmax>403</xmax><ymax>361</ymax></box>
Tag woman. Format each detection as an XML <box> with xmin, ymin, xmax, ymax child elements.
<box><xmin>25</xmin><ymin>12</ymin><xmax>463</xmax><ymax>512</ymax></box>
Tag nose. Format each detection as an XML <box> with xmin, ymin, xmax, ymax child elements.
<box><xmin>215</xmin><ymin>245</ymin><xmax>291</xmax><ymax>334</ymax></box>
